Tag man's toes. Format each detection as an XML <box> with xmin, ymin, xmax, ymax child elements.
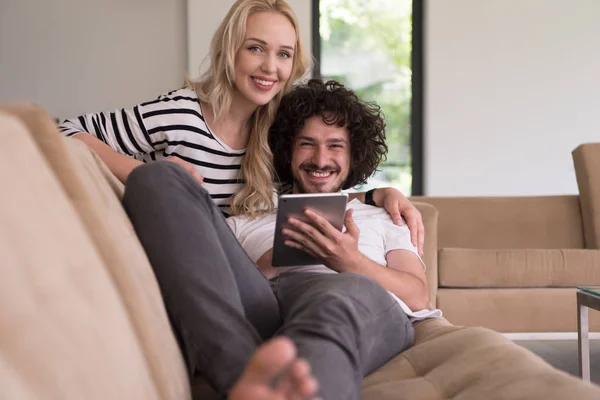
<box><xmin>248</xmin><ymin>336</ymin><xmax>297</xmax><ymax>381</ymax></box>
<box><xmin>288</xmin><ymin>359</ymin><xmax>319</xmax><ymax>398</ymax></box>
<box><xmin>233</xmin><ymin>337</ymin><xmax>319</xmax><ymax>400</ymax></box>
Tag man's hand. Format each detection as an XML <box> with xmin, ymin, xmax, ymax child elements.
<box><xmin>373</xmin><ymin>187</ymin><xmax>424</xmax><ymax>256</ymax></box>
<box><xmin>282</xmin><ymin>208</ymin><xmax>365</xmax><ymax>272</ymax></box>
<box><xmin>166</xmin><ymin>156</ymin><xmax>204</xmax><ymax>185</ymax></box>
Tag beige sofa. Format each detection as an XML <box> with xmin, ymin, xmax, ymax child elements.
<box><xmin>411</xmin><ymin>143</ymin><xmax>600</xmax><ymax>333</ymax></box>
<box><xmin>1</xmin><ymin>104</ymin><xmax>600</xmax><ymax>399</ymax></box>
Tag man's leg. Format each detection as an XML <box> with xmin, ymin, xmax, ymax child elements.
<box><xmin>273</xmin><ymin>272</ymin><xmax>413</xmax><ymax>400</ymax></box>
<box><xmin>122</xmin><ymin>162</ymin><xmax>281</xmax><ymax>393</ymax></box>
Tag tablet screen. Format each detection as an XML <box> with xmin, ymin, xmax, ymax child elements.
<box><xmin>271</xmin><ymin>193</ymin><xmax>348</xmax><ymax>267</ymax></box>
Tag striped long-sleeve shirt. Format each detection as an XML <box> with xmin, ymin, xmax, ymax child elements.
<box><xmin>58</xmin><ymin>88</ymin><xmax>245</xmax><ymax>215</ymax></box>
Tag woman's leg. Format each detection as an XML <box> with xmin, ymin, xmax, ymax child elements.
<box><xmin>123</xmin><ymin>162</ymin><xmax>281</xmax><ymax>393</ymax></box>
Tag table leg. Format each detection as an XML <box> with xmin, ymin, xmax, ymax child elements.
<box><xmin>578</xmin><ymin>297</ymin><xmax>590</xmax><ymax>382</ymax></box>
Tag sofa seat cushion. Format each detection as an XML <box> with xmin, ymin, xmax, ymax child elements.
<box><xmin>191</xmin><ymin>318</ymin><xmax>600</xmax><ymax>399</ymax></box>
<box><xmin>439</xmin><ymin>248</ymin><xmax>600</xmax><ymax>287</ymax></box>
<box><xmin>362</xmin><ymin>318</ymin><xmax>600</xmax><ymax>399</ymax></box>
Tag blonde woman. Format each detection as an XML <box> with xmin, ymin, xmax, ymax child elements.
<box><xmin>59</xmin><ymin>0</ymin><xmax>307</xmax><ymax>219</ymax></box>
<box><xmin>58</xmin><ymin>0</ymin><xmax>424</xmax><ymax>251</ymax></box>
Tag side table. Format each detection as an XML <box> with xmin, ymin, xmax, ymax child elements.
<box><xmin>577</xmin><ymin>286</ymin><xmax>600</xmax><ymax>382</ymax></box>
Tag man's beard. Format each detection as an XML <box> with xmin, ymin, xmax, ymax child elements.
<box><xmin>292</xmin><ymin>163</ymin><xmax>346</xmax><ymax>194</ymax></box>
<box><xmin>292</xmin><ymin>177</ymin><xmax>345</xmax><ymax>194</ymax></box>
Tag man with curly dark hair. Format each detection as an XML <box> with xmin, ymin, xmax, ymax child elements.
<box><xmin>269</xmin><ymin>79</ymin><xmax>388</xmax><ymax>192</ymax></box>
<box><xmin>226</xmin><ymin>79</ymin><xmax>439</xmax><ymax>399</ymax></box>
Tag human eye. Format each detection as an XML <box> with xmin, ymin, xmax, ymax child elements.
<box><xmin>278</xmin><ymin>51</ymin><xmax>291</xmax><ymax>59</ymax></box>
<box><xmin>299</xmin><ymin>141</ymin><xmax>313</xmax><ymax>147</ymax></box>
<box><xmin>248</xmin><ymin>46</ymin><xmax>262</xmax><ymax>53</ymax></box>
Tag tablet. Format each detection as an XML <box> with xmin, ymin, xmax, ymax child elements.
<box><xmin>271</xmin><ymin>193</ymin><xmax>348</xmax><ymax>267</ymax></box>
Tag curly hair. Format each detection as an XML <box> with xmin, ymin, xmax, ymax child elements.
<box><xmin>269</xmin><ymin>79</ymin><xmax>387</xmax><ymax>190</ymax></box>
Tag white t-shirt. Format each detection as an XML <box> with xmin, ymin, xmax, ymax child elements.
<box><xmin>227</xmin><ymin>199</ymin><xmax>442</xmax><ymax>321</ymax></box>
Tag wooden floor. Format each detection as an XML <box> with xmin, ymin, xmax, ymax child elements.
<box><xmin>513</xmin><ymin>339</ymin><xmax>600</xmax><ymax>385</ymax></box>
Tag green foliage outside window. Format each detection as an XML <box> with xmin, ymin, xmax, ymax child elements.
<box><xmin>319</xmin><ymin>0</ymin><xmax>413</xmax><ymax>193</ymax></box>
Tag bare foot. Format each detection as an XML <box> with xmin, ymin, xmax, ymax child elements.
<box><xmin>229</xmin><ymin>337</ymin><xmax>319</xmax><ymax>400</ymax></box>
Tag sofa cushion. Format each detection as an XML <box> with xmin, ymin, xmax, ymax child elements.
<box><xmin>0</xmin><ymin>112</ymin><xmax>159</xmax><ymax>399</ymax></box>
<box><xmin>439</xmin><ymin>248</ymin><xmax>600</xmax><ymax>287</ymax></box>
<box><xmin>363</xmin><ymin>318</ymin><xmax>600</xmax><ymax>399</ymax></box>
<box><xmin>192</xmin><ymin>318</ymin><xmax>600</xmax><ymax>399</ymax></box>
<box><xmin>437</xmin><ymin>288</ymin><xmax>600</xmax><ymax>332</ymax></box>
<box><xmin>3</xmin><ymin>105</ymin><xmax>190</xmax><ymax>400</ymax></box>
<box><xmin>411</xmin><ymin>196</ymin><xmax>585</xmax><ymax>249</ymax></box>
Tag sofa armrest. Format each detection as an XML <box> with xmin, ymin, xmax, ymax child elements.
<box><xmin>411</xmin><ymin>201</ymin><xmax>439</xmax><ymax>307</ymax></box>
<box><xmin>573</xmin><ymin>143</ymin><xmax>600</xmax><ymax>249</ymax></box>
<box><xmin>411</xmin><ymin>195</ymin><xmax>584</xmax><ymax>250</ymax></box>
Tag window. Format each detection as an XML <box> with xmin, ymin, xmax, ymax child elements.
<box><xmin>313</xmin><ymin>0</ymin><xmax>424</xmax><ymax>195</ymax></box>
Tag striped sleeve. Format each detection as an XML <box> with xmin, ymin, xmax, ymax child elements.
<box><xmin>58</xmin><ymin>100</ymin><xmax>158</xmax><ymax>156</ymax></box>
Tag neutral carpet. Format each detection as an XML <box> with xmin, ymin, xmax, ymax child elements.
<box><xmin>514</xmin><ymin>339</ymin><xmax>600</xmax><ymax>385</ymax></box>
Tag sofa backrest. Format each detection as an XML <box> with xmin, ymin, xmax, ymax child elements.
<box><xmin>410</xmin><ymin>195</ymin><xmax>585</xmax><ymax>250</ymax></box>
<box><xmin>573</xmin><ymin>143</ymin><xmax>600</xmax><ymax>249</ymax></box>
<box><xmin>0</xmin><ymin>110</ymin><xmax>163</xmax><ymax>399</ymax></box>
<box><xmin>0</xmin><ymin>105</ymin><xmax>191</xmax><ymax>400</ymax></box>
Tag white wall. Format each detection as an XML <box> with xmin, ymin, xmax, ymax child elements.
<box><xmin>426</xmin><ymin>0</ymin><xmax>600</xmax><ymax>196</ymax></box>
<box><xmin>4</xmin><ymin>0</ymin><xmax>593</xmax><ymax>197</ymax></box>
<box><xmin>0</xmin><ymin>0</ymin><xmax>187</xmax><ymax>119</ymax></box>
<box><xmin>187</xmin><ymin>0</ymin><xmax>312</xmax><ymax>78</ymax></box>
<box><xmin>0</xmin><ymin>0</ymin><xmax>311</xmax><ymax>116</ymax></box>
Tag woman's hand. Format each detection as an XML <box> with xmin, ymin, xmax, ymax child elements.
<box><xmin>373</xmin><ymin>188</ymin><xmax>424</xmax><ymax>256</ymax></box>
<box><xmin>166</xmin><ymin>156</ymin><xmax>204</xmax><ymax>185</ymax></box>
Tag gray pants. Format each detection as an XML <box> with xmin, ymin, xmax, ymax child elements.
<box><xmin>123</xmin><ymin>162</ymin><xmax>414</xmax><ymax>399</ymax></box>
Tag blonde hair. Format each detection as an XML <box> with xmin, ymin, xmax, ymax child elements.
<box><xmin>187</xmin><ymin>0</ymin><xmax>310</xmax><ymax>216</ymax></box>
